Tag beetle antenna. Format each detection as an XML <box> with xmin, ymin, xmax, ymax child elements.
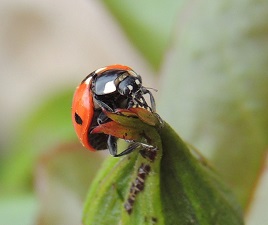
<box><xmin>143</xmin><ymin>86</ymin><xmax>158</xmax><ymax>92</ymax></box>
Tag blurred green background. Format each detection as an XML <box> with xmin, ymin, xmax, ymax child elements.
<box><xmin>1</xmin><ymin>0</ymin><xmax>268</xmax><ymax>224</ymax></box>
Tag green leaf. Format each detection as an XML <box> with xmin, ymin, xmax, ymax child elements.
<box><xmin>83</xmin><ymin>151</ymin><xmax>164</xmax><ymax>225</ymax></box>
<box><xmin>83</xmin><ymin>110</ymin><xmax>244</xmax><ymax>224</ymax></box>
<box><xmin>83</xmin><ymin>109</ymin><xmax>163</xmax><ymax>224</ymax></box>
<box><xmin>160</xmin><ymin>123</ymin><xmax>243</xmax><ymax>224</ymax></box>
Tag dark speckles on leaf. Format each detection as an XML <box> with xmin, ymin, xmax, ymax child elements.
<box><xmin>124</xmin><ymin>163</ymin><xmax>151</xmax><ymax>214</ymax></box>
<box><xmin>140</xmin><ymin>148</ymin><xmax>157</xmax><ymax>162</ymax></box>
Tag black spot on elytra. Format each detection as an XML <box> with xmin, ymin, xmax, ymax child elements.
<box><xmin>74</xmin><ymin>112</ymin><xmax>83</xmax><ymax>125</ymax></box>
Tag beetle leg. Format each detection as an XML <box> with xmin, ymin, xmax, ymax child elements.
<box><xmin>131</xmin><ymin>88</ymin><xmax>156</xmax><ymax>112</ymax></box>
<box><xmin>140</xmin><ymin>87</ymin><xmax>156</xmax><ymax>112</ymax></box>
<box><xmin>131</xmin><ymin>95</ymin><xmax>152</xmax><ymax>112</ymax></box>
<box><xmin>113</xmin><ymin>142</ymin><xmax>141</xmax><ymax>157</ymax></box>
<box><xmin>114</xmin><ymin>141</ymin><xmax>157</xmax><ymax>158</ymax></box>
<box><xmin>127</xmin><ymin>99</ymin><xmax>135</xmax><ymax>108</ymax></box>
<box><xmin>97</xmin><ymin>111</ymin><xmax>110</xmax><ymax>124</ymax></box>
<box><xmin>137</xmin><ymin>142</ymin><xmax>156</xmax><ymax>150</ymax></box>
<box><xmin>107</xmin><ymin>135</ymin><xmax>118</xmax><ymax>156</ymax></box>
<box><xmin>94</xmin><ymin>96</ymin><xmax>114</xmax><ymax>111</ymax></box>
<box><xmin>138</xmin><ymin>95</ymin><xmax>152</xmax><ymax>110</ymax></box>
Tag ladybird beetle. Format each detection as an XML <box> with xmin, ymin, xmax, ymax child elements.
<box><xmin>72</xmin><ymin>65</ymin><xmax>156</xmax><ymax>157</ymax></box>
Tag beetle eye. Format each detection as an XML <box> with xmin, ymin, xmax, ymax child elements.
<box><xmin>74</xmin><ymin>112</ymin><xmax>83</xmax><ymax>125</ymax></box>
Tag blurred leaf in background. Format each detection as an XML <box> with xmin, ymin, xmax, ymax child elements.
<box><xmin>0</xmin><ymin>89</ymin><xmax>105</xmax><ymax>225</ymax></box>
<box><xmin>102</xmin><ymin>0</ymin><xmax>184</xmax><ymax>70</ymax></box>
<box><xmin>246</xmin><ymin>152</ymin><xmax>268</xmax><ymax>224</ymax></box>
<box><xmin>35</xmin><ymin>142</ymin><xmax>104</xmax><ymax>225</ymax></box>
<box><xmin>158</xmin><ymin>0</ymin><xmax>268</xmax><ymax>212</ymax></box>
<box><xmin>0</xmin><ymin>90</ymin><xmax>76</xmax><ymax>194</ymax></box>
<box><xmin>0</xmin><ymin>195</ymin><xmax>38</xmax><ymax>225</ymax></box>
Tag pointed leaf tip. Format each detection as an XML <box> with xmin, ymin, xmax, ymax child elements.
<box><xmin>83</xmin><ymin>110</ymin><xmax>244</xmax><ymax>225</ymax></box>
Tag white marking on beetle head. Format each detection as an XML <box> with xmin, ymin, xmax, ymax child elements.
<box><xmin>127</xmin><ymin>85</ymin><xmax>133</xmax><ymax>91</ymax></box>
<box><xmin>84</xmin><ymin>76</ymin><xmax>92</xmax><ymax>85</ymax></box>
<box><xmin>103</xmin><ymin>80</ymin><xmax>116</xmax><ymax>94</ymax></box>
<box><xmin>135</xmin><ymin>79</ymin><xmax>140</xmax><ymax>85</ymax></box>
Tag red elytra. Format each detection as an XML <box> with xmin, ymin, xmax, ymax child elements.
<box><xmin>72</xmin><ymin>77</ymin><xmax>95</xmax><ymax>151</ymax></box>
